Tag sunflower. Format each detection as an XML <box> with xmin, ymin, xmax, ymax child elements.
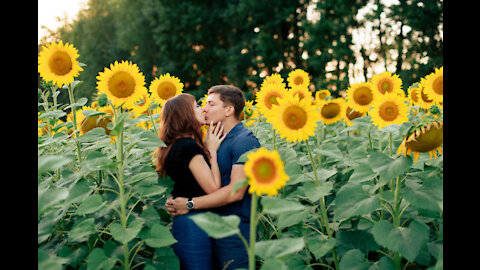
<box><xmin>417</xmin><ymin>83</ymin><xmax>435</xmax><ymax>109</ymax></box>
<box><xmin>370</xmin><ymin>92</ymin><xmax>409</xmax><ymax>129</ymax></box>
<box><xmin>255</xmin><ymin>82</ymin><xmax>288</xmax><ymax>115</ymax></box>
<box><xmin>245</xmin><ymin>107</ymin><xmax>261</xmax><ymax>127</ymax></box>
<box><xmin>38</xmin><ymin>115</ymin><xmax>65</xmax><ymax>136</ymax></box>
<box><xmin>244</xmin><ymin>147</ymin><xmax>290</xmax><ymax>196</ymax></box>
<box><xmin>149</xmin><ymin>73</ymin><xmax>184</xmax><ymax>106</ymax></box>
<box><xmin>397</xmin><ymin>120</ymin><xmax>443</xmax><ymax>163</ymax></box>
<box><xmin>345</xmin><ymin>106</ymin><xmax>366</xmax><ymax>126</ymax></box>
<box><xmin>287</xmin><ymin>69</ymin><xmax>310</xmax><ymax>89</ymax></box>
<box><xmin>77</xmin><ymin>106</ymin><xmax>114</xmax><ymax>135</ymax></box>
<box><xmin>421</xmin><ymin>67</ymin><xmax>443</xmax><ymax>104</ymax></box>
<box><xmin>200</xmin><ymin>94</ymin><xmax>209</xmax><ymax>108</ymax></box>
<box><xmin>407</xmin><ymin>83</ymin><xmax>422</xmax><ymax>107</ymax></box>
<box><xmin>371</xmin><ymin>72</ymin><xmax>403</xmax><ymax>97</ymax></box>
<box><xmin>262</xmin><ymin>73</ymin><xmax>285</xmax><ymax>87</ymax></box>
<box><xmin>315</xmin><ymin>90</ymin><xmax>331</xmax><ymax>101</ymax></box>
<box><xmin>346</xmin><ymin>82</ymin><xmax>375</xmax><ymax>113</ymax></box>
<box><xmin>96</xmin><ymin>61</ymin><xmax>147</xmax><ymax>109</ymax></box>
<box><xmin>289</xmin><ymin>85</ymin><xmax>313</xmax><ymax>102</ymax></box>
<box><xmin>318</xmin><ymin>98</ymin><xmax>346</xmax><ymax>125</ymax></box>
<box><xmin>38</xmin><ymin>40</ymin><xmax>83</xmax><ymax>88</ymax></box>
<box><xmin>267</xmin><ymin>93</ymin><xmax>320</xmax><ymax>143</ymax></box>
<box><xmin>131</xmin><ymin>93</ymin><xmax>156</xmax><ymax>118</ymax></box>
<box><xmin>240</xmin><ymin>100</ymin><xmax>255</xmax><ymax>121</ymax></box>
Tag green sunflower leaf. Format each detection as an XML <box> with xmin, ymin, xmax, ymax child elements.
<box><xmin>371</xmin><ymin>220</ymin><xmax>429</xmax><ymax>262</ymax></box>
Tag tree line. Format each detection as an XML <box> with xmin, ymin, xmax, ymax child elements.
<box><xmin>38</xmin><ymin>0</ymin><xmax>443</xmax><ymax>106</ymax></box>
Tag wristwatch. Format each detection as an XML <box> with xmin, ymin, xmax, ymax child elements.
<box><xmin>186</xmin><ymin>197</ymin><xmax>195</xmax><ymax>210</ymax></box>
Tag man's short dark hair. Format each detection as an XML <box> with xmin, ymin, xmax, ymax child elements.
<box><xmin>208</xmin><ymin>85</ymin><xmax>245</xmax><ymax>120</ymax></box>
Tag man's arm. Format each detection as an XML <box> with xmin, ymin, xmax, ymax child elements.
<box><xmin>167</xmin><ymin>164</ymin><xmax>247</xmax><ymax>215</ymax></box>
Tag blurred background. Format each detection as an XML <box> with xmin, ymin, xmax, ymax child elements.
<box><xmin>38</xmin><ymin>0</ymin><xmax>443</xmax><ymax>106</ymax></box>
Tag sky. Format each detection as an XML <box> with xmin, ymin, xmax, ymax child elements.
<box><xmin>38</xmin><ymin>0</ymin><xmax>87</xmax><ymax>43</ymax></box>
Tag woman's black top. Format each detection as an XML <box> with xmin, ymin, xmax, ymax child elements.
<box><xmin>165</xmin><ymin>138</ymin><xmax>211</xmax><ymax>198</ymax></box>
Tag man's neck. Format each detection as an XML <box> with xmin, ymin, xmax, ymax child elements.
<box><xmin>222</xmin><ymin>118</ymin><xmax>240</xmax><ymax>136</ymax></box>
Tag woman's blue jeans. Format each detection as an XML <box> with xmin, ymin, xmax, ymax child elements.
<box><xmin>171</xmin><ymin>212</ymin><xmax>213</xmax><ymax>270</ymax></box>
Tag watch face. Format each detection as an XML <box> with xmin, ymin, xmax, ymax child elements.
<box><xmin>186</xmin><ymin>201</ymin><xmax>194</xmax><ymax>210</ymax></box>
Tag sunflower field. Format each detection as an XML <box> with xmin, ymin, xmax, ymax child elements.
<box><xmin>38</xmin><ymin>41</ymin><xmax>443</xmax><ymax>270</ymax></box>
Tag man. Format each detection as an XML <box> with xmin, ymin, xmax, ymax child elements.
<box><xmin>165</xmin><ymin>85</ymin><xmax>260</xmax><ymax>270</ymax></box>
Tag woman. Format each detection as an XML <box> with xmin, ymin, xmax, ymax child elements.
<box><xmin>155</xmin><ymin>93</ymin><xmax>225</xmax><ymax>270</ymax></box>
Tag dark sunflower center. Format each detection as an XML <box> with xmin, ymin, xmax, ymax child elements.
<box><xmin>252</xmin><ymin>158</ymin><xmax>276</xmax><ymax>184</ymax></box>
<box><xmin>108</xmin><ymin>71</ymin><xmax>136</xmax><ymax>98</ymax></box>
<box><xmin>321</xmin><ymin>103</ymin><xmax>340</xmax><ymax>119</ymax></box>
<box><xmin>378</xmin><ymin>79</ymin><xmax>392</xmax><ymax>94</ymax></box>
<box><xmin>81</xmin><ymin>115</ymin><xmax>112</xmax><ymax>135</ymax></box>
<box><xmin>293</xmin><ymin>91</ymin><xmax>306</xmax><ymax>100</ymax></box>
<box><xmin>379</xmin><ymin>101</ymin><xmax>399</xmax><ymax>121</ymax></box>
<box><xmin>406</xmin><ymin>123</ymin><xmax>443</xmax><ymax>152</ymax></box>
<box><xmin>48</xmin><ymin>51</ymin><xmax>73</xmax><ymax>76</ymax></box>
<box><xmin>433</xmin><ymin>77</ymin><xmax>443</xmax><ymax>95</ymax></box>
<box><xmin>294</xmin><ymin>76</ymin><xmax>304</xmax><ymax>85</ymax></box>
<box><xmin>157</xmin><ymin>81</ymin><xmax>176</xmax><ymax>100</ymax></box>
<box><xmin>410</xmin><ymin>89</ymin><xmax>420</xmax><ymax>103</ymax></box>
<box><xmin>346</xmin><ymin>107</ymin><xmax>363</xmax><ymax>121</ymax></box>
<box><xmin>265</xmin><ymin>94</ymin><xmax>280</xmax><ymax>109</ymax></box>
<box><xmin>420</xmin><ymin>88</ymin><xmax>433</xmax><ymax>103</ymax></box>
<box><xmin>282</xmin><ymin>105</ymin><xmax>307</xmax><ymax>130</ymax></box>
<box><xmin>353</xmin><ymin>87</ymin><xmax>373</xmax><ymax>105</ymax></box>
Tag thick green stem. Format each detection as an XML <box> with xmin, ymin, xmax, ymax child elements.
<box><xmin>147</xmin><ymin>108</ymin><xmax>158</xmax><ymax>134</ymax></box>
<box><xmin>368</xmin><ymin>129</ymin><xmax>373</xmax><ymax>150</ymax></box>
<box><xmin>304</xmin><ymin>139</ymin><xmax>319</xmax><ymax>186</ymax></box>
<box><xmin>114</xmin><ymin>111</ymin><xmax>130</xmax><ymax>270</ymax></box>
<box><xmin>389</xmin><ymin>132</ymin><xmax>393</xmax><ymax>156</ymax></box>
<box><xmin>67</xmin><ymin>84</ymin><xmax>82</xmax><ymax>163</ymax></box>
<box><xmin>304</xmin><ymin>139</ymin><xmax>339</xmax><ymax>269</ymax></box>
<box><xmin>272</xmin><ymin>128</ymin><xmax>276</xmax><ymax>151</ymax></box>
<box><xmin>392</xmin><ymin>176</ymin><xmax>402</xmax><ymax>270</ymax></box>
<box><xmin>248</xmin><ymin>193</ymin><xmax>258</xmax><ymax>270</ymax></box>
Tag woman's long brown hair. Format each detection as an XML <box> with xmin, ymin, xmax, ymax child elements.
<box><xmin>155</xmin><ymin>93</ymin><xmax>209</xmax><ymax>175</ymax></box>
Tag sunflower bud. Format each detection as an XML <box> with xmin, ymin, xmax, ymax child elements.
<box><xmin>42</xmin><ymin>80</ymin><xmax>54</xmax><ymax>89</ymax></box>
<box><xmin>429</xmin><ymin>104</ymin><xmax>441</xmax><ymax>115</ymax></box>
<box><xmin>97</xmin><ymin>93</ymin><xmax>108</xmax><ymax>107</ymax></box>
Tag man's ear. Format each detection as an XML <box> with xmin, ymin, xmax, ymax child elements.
<box><xmin>225</xmin><ymin>105</ymin><xmax>235</xmax><ymax>117</ymax></box>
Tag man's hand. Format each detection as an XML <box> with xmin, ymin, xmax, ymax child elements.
<box><xmin>164</xmin><ymin>197</ymin><xmax>189</xmax><ymax>216</ymax></box>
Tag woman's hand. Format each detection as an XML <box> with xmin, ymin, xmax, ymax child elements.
<box><xmin>165</xmin><ymin>197</ymin><xmax>190</xmax><ymax>216</ymax></box>
<box><xmin>205</xmin><ymin>121</ymin><xmax>226</xmax><ymax>154</ymax></box>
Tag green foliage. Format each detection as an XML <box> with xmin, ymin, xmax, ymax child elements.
<box><xmin>38</xmin><ymin>87</ymin><xmax>443</xmax><ymax>269</ymax></box>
